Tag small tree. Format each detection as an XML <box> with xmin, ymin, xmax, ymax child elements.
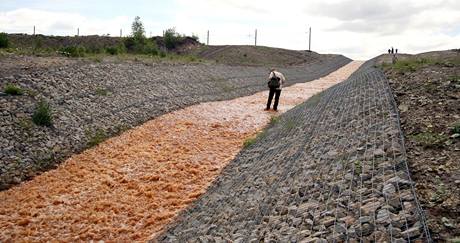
<box><xmin>164</xmin><ymin>28</ymin><xmax>182</xmax><ymax>50</ymax></box>
<box><xmin>131</xmin><ymin>16</ymin><xmax>145</xmax><ymax>40</ymax></box>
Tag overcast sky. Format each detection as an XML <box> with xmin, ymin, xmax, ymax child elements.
<box><xmin>1</xmin><ymin>0</ymin><xmax>459</xmax><ymax>59</ymax></box>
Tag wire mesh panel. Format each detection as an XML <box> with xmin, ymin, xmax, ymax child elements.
<box><xmin>156</xmin><ymin>59</ymin><xmax>431</xmax><ymax>242</ymax></box>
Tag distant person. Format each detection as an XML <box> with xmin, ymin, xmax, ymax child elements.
<box><xmin>395</xmin><ymin>48</ymin><xmax>398</xmax><ymax>54</ymax></box>
<box><xmin>265</xmin><ymin>68</ymin><xmax>286</xmax><ymax>112</ymax></box>
<box><xmin>391</xmin><ymin>47</ymin><xmax>394</xmax><ymax>54</ymax></box>
<box><xmin>388</xmin><ymin>49</ymin><xmax>391</xmax><ymax>54</ymax></box>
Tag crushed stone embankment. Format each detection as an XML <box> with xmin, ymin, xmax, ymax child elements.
<box><xmin>158</xmin><ymin>60</ymin><xmax>432</xmax><ymax>242</ymax></box>
<box><xmin>0</xmin><ymin>62</ymin><xmax>361</xmax><ymax>242</ymax></box>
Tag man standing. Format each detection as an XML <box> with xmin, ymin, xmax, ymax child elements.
<box><xmin>265</xmin><ymin>68</ymin><xmax>286</xmax><ymax>111</ymax></box>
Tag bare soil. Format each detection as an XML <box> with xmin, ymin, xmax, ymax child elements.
<box><xmin>384</xmin><ymin>50</ymin><xmax>460</xmax><ymax>241</ymax></box>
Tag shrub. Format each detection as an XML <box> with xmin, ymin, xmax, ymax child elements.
<box><xmin>159</xmin><ymin>51</ymin><xmax>166</xmax><ymax>58</ymax></box>
<box><xmin>164</xmin><ymin>28</ymin><xmax>184</xmax><ymax>50</ymax></box>
<box><xmin>32</xmin><ymin>100</ymin><xmax>53</xmax><ymax>126</ymax></box>
<box><xmin>4</xmin><ymin>83</ymin><xmax>23</xmax><ymax>95</ymax></box>
<box><xmin>124</xmin><ymin>37</ymin><xmax>158</xmax><ymax>55</ymax></box>
<box><xmin>106</xmin><ymin>46</ymin><xmax>119</xmax><ymax>55</ymax></box>
<box><xmin>0</xmin><ymin>32</ymin><xmax>8</xmax><ymax>48</ymax></box>
<box><xmin>59</xmin><ymin>46</ymin><xmax>86</xmax><ymax>57</ymax></box>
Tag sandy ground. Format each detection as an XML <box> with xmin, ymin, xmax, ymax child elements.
<box><xmin>0</xmin><ymin>61</ymin><xmax>362</xmax><ymax>242</ymax></box>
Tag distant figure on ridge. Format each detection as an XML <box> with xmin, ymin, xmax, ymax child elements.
<box><xmin>391</xmin><ymin>47</ymin><xmax>394</xmax><ymax>54</ymax></box>
<box><xmin>395</xmin><ymin>48</ymin><xmax>398</xmax><ymax>54</ymax></box>
<box><xmin>388</xmin><ymin>49</ymin><xmax>391</xmax><ymax>54</ymax></box>
<box><xmin>265</xmin><ymin>68</ymin><xmax>286</xmax><ymax>112</ymax></box>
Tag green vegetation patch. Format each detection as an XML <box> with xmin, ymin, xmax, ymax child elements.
<box><xmin>0</xmin><ymin>32</ymin><xmax>8</xmax><ymax>48</ymax></box>
<box><xmin>411</xmin><ymin>132</ymin><xmax>448</xmax><ymax>148</ymax></box>
<box><xmin>4</xmin><ymin>83</ymin><xmax>24</xmax><ymax>95</ymax></box>
<box><xmin>32</xmin><ymin>100</ymin><xmax>53</xmax><ymax>126</ymax></box>
<box><xmin>86</xmin><ymin>128</ymin><xmax>108</xmax><ymax>147</ymax></box>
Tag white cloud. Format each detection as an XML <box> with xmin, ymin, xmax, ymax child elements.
<box><xmin>0</xmin><ymin>8</ymin><xmax>131</xmax><ymax>36</ymax></box>
<box><xmin>1</xmin><ymin>0</ymin><xmax>459</xmax><ymax>60</ymax></box>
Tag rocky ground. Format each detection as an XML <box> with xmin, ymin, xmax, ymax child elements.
<box><xmin>0</xmin><ymin>63</ymin><xmax>361</xmax><ymax>242</ymax></box>
<box><xmin>157</xmin><ymin>60</ymin><xmax>431</xmax><ymax>242</ymax></box>
<box><xmin>384</xmin><ymin>50</ymin><xmax>460</xmax><ymax>241</ymax></box>
<box><xmin>0</xmin><ymin>53</ymin><xmax>350</xmax><ymax>190</ymax></box>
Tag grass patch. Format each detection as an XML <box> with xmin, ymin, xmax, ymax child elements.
<box><xmin>18</xmin><ymin>118</ymin><xmax>34</xmax><ymax>131</ymax></box>
<box><xmin>354</xmin><ymin>160</ymin><xmax>362</xmax><ymax>175</ymax></box>
<box><xmin>411</xmin><ymin>132</ymin><xmax>448</xmax><ymax>148</ymax></box>
<box><xmin>243</xmin><ymin>137</ymin><xmax>257</xmax><ymax>148</ymax></box>
<box><xmin>4</xmin><ymin>83</ymin><xmax>24</xmax><ymax>95</ymax></box>
<box><xmin>32</xmin><ymin>100</ymin><xmax>53</xmax><ymax>126</ymax></box>
<box><xmin>243</xmin><ymin>130</ymin><xmax>267</xmax><ymax>148</ymax></box>
<box><xmin>391</xmin><ymin>58</ymin><xmax>434</xmax><ymax>73</ymax></box>
<box><xmin>284</xmin><ymin>118</ymin><xmax>297</xmax><ymax>130</ymax></box>
<box><xmin>451</xmin><ymin>121</ymin><xmax>460</xmax><ymax>134</ymax></box>
<box><xmin>86</xmin><ymin>128</ymin><xmax>107</xmax><ymax>147</ymax></box>
<box><xmin>269</xmin><ymin>116</ymin><xmax>280</xmax><ymax>126</ymax></box>
<box><xmin>306</xmin><ymin>92</ymin><xmax>323</xmax><ymax>107</ymax></box>
<box><xmin>95</xmin><ymin>87</ymin><xmax>109</xmax><ymax>96</ymax></box>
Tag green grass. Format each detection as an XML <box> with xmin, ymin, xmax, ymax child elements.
<box><xmin>354</xmin><ymin>160</ymin><xmax>362</xmax><ymax>175</ymax></box>
<box><xmin>243</xmin><ymin>137</ymin><xmax>257</xmax><ymax>148</ymax></box>
<box><xmin>95</xmin><ymin>87</ymin><xmax>109</xmax><ymax>96</ymax></box>
<box><xmin>269</xmin><ymin>116</ymin><xmax>280</xmax><ymax>126</ymax></box>
<box><xmin>451</xmin><ymin>121</ymin><xmax>460</xmax><ymax>134</ymax></box>
<box><xmin>32</xmin><ymin>100</ymin><xmax>53</xmax><ymax>126</ymax></box>
<box><xmin>411</xmin><ymin>132</ymin><xmax>448</xmax><ymax>148</ymax></box>
<box><xmin>86</xmin><ymin>128</ymin><xmax>107</xmax><ymax>147</ymax></box>
<box><xmin>4</xmin><ymin>83</ymin><xmax>23</xmax><ymax>95</ymax></box>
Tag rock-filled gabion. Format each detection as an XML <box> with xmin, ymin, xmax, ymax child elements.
<box><xmin>157</xmin><ymin>60</ymin><xmax>431</xmax><ymax>242</ymax></box>
<box><xmin>0</xmin><ymin>55</ymin><xmax>350</xmax><ymax>190</ymax></box>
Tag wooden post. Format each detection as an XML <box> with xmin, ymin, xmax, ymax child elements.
<box><xmin>255</xmin><ymin>29</ymin><xmax>257</xmax><ymax>46</ymax></box>
<box><xmin>207</xmin><ymin>30</ymin><xmax>209</xmax><ymax>45</ymax></box>
<box><xmin>308</xmin><ymin>27</ymin><xmax>311</xmax><ymax>51</ymax></box>
<box><xmin>77</xmin><ymin>28</ymin><xmax>79</xmax><ymax>36</ymax></box>
<box><xmin>33</xmin><ymin>25</ymin><xmax>35</xmax><ymax>35</ymax></box>
<box><xmin>120</xmin><ymin>29</ymin><xmax>122</xmax><ymax>37</ymax></box>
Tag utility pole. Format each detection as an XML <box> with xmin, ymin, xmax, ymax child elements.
<box><xmin>308</xmin><ymin>27</ymin><xmax>312</xmax><ymax>52</ymax></box>
<box><xmin>207</xmin><ymin>30</ymin><xmax>209</xmax><ymax>45</ymax></box>
<box><xmin>77</xmin><ymin>28</ymin><xmax>79</xmax><ymax>36</ymax></box>
<box><xmin>120</xmin><ymin>29</ymin><xmax>122</xmax><ymax>37</ymax></box>
<box><xmin>255</xmin><ymin>29</ymin><xmax>257</xmax><ymax>46</ymax></box>
<box><xmin>33</xmin><ymin>25</ymin><xmax>35</xmax><ymax>35</ymax></box>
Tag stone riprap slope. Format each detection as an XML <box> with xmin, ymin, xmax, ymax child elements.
<box><xmin>157</xmin><ymin>60</ymin><xmax>431</xmax><ymax>242</ymax></box>
<box><xmin>0</xmin><ymin>55</ymin><xmax>350</xmax><ymax>190</ymax></box>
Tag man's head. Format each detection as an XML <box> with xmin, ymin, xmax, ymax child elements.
<box><xmin>270</xmin><ymin>68</ymin><xmax>276</xmax><ymax>72</ymax></box>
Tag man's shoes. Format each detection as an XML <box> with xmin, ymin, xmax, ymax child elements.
<box><xmin>264</xmin><ymin>108</ymin><xmax>270</xmax><ymax>111</ymax></box>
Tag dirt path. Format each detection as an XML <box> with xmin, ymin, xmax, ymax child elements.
<box><xmin>0</xmin><ymin>61</ymin><xmax>362</xmax><ymax>242</ymax></box>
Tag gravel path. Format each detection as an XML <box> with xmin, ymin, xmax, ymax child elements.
<box><xmin>0</xmin><ymin>62</ymin><xmax>360</xmax><ymax>242</ymax></box>
<box><xmin>157</xmin><ymin>60</ymin><xmax>432</xmax><ymax>242</ymax></box>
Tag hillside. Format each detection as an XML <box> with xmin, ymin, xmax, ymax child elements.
<box><xmin>381</xmin><ymin>50</ymin><xmax>460</xmax><ymax>240</ymax></box>
<box><xmin>190</xmin><ymin>45</ymin><xmax>336</xmax><ymax>66</ymax></box>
